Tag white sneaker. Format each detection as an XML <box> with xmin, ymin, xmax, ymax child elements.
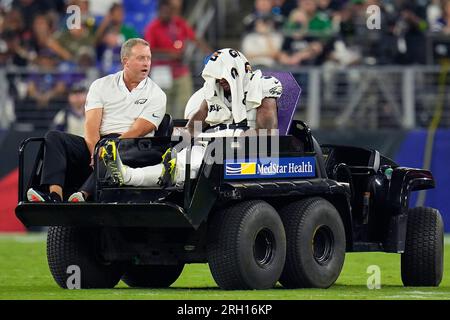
<box><xmin>27</xmin><ymin>188</ymin><xmax>61</xmax><ymax>202</ymax></box>
<box><xmin>68</xmin><ymin>192</ymin><xmax>85</xmax><ymax>203</ymax></box>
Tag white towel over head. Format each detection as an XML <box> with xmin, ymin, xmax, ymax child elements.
<box><xmin>201</xmin><ymin>48</ymin><xmax>263</xmax><ymax>125</ymax></box>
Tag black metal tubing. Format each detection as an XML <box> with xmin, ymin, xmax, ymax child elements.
<box><xmin>18</xmin><ymin>137</ymin><xmax>45</xmax><ymax>202</ymax></box>
<box><xmin>321</xmin><ymin>144</ymin><xmax>398</xmax><ymax>169</ymax></box>
<box><xmin>389</xmin><ymin>167</ymin><xmax>435</xmax><ymax>215</ymax></box>
<box><xmin>291</xmin><ymin>120</ymin><xmax>314</xmax><ymax>152</ymax></box>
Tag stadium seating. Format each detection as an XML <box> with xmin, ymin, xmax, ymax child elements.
<box><xmin>123</xmin><ymin>0</ymin><xmax>158</xmax><ymax>36</ymax></box>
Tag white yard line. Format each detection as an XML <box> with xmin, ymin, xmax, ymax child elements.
<box><xmin>0</xmin><ymin>232</ymin><xmax>47</xmax><ymax>243</ymax></box>
<box><xmin>445</xmin><ymin>235</ymin><xmax>450</xmax><ymax>245</ymax></box>
<box><xmin>0</xmin><ymin>233</ymin><xmax>449</xmax><ymax>248</ymax></box>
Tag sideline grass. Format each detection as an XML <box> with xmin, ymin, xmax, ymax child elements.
<box><xmin>0</xmin><ymin>233</ymin><xmax>449</xmax><ymax>300</ymax></box>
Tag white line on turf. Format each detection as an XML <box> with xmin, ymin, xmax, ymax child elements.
<box><xmin>444</xmin><ymin>236</ymin><xmax>450</xmax><ymax>245</ymax></box>
<box><xmin>0</xmin><ymin>233</ymin><xmax>47</xmax><ymax>243</ymax></box>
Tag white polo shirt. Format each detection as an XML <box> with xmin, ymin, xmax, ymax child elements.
<box><xmin>85</xmin><ymin>71</ymin><xmax>167</xmax><ymax>137</ymax></box>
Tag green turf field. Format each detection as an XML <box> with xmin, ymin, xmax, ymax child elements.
<box><xmin>0</xmin><ymin>233</ymin><xmax>449</xmax><ymax>300</ymax></box>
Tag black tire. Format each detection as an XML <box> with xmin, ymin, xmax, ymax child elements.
<box><xmin>47</xmin><ymin>226</ymin><xmax>123</xmax><ymax>289</ymax></box>
<box><xmin>207</xmin><ymin>200</ymin><xmax>286</xmax><ymax>290</ymax></box>
<box><xmin>401</xmin><ymin>207</ymin><xmax>444</xmax><ymax>287</ymax></box>
<box><xmin>279</xmin><ymin>197</ymin><xmax>346</xmax><ymax>288</ymax></box>
<box><xmin>122</xmin><ymin>264</ymin><xmax>184</xmax><ymax>288</ymax></box>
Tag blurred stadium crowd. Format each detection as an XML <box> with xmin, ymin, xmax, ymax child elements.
<box><xmin>1</xmin><ymin>0</ymin><xmax>450</xmax><ymax>133</ymax></box>
<box><xmin>242</xmin><ymin>0</ymin><xmax>444</xmax><ymax>67</ymax></box>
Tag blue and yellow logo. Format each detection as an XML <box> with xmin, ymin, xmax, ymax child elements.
<box><xmin>225</xmin><ymin>162</ymin><xmax>257</xmax><ymax>175</ymax></box>
<box><xmin>224</xmin><ymin>157</ymin><xmax>316</xmax><ymax>180</ymax></box>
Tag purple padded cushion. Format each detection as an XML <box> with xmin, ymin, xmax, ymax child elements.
<box><xmin>262</xmin><ymin>71</ymin><xmax>302</xmax><ymax>135</ymax></box>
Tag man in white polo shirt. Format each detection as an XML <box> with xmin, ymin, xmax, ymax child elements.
<box><xmin>27</xmin><ymin>38</ymin><xmax>166</xmax><ymax>203</ymax></box>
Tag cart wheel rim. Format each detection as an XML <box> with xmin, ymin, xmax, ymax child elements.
<box><xmin>312</xmin><ymin>225</ymin><xmax>334</xmax><ymax>265</ymax></box>
<box><xmin>253</xmin><ymin>228</ymin><xmax>275</xmax><ymax>268</ymax></box>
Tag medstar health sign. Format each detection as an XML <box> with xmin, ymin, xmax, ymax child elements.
<box><xmin>224</xmin><ymin>157</ymin><xmax>316</xmax><ymax>179</ymax></box>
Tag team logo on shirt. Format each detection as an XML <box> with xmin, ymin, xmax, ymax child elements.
<box><xmin>135</xmin><ymin>98</ymin><xmax>148</xmax><ymax>105</ymax></box>
<box><xmin>269</xmin><ymin>86</ymin><xmax>282</xmax><ymax>96</ymax></box>
<box><xmin>209</xmin><ymin>104</ymin><xmax>223</xmax><ymax>112</ymax></box>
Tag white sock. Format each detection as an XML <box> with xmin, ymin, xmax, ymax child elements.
<box><xmin>122</xmin><ymin>165</ymin><xmax>132</xmax><ymax>184</ymax></box>
<box><xmin>125</xmin><ymin>164</ymin><xmax>163</xmax><ymax>187</ymax></box>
